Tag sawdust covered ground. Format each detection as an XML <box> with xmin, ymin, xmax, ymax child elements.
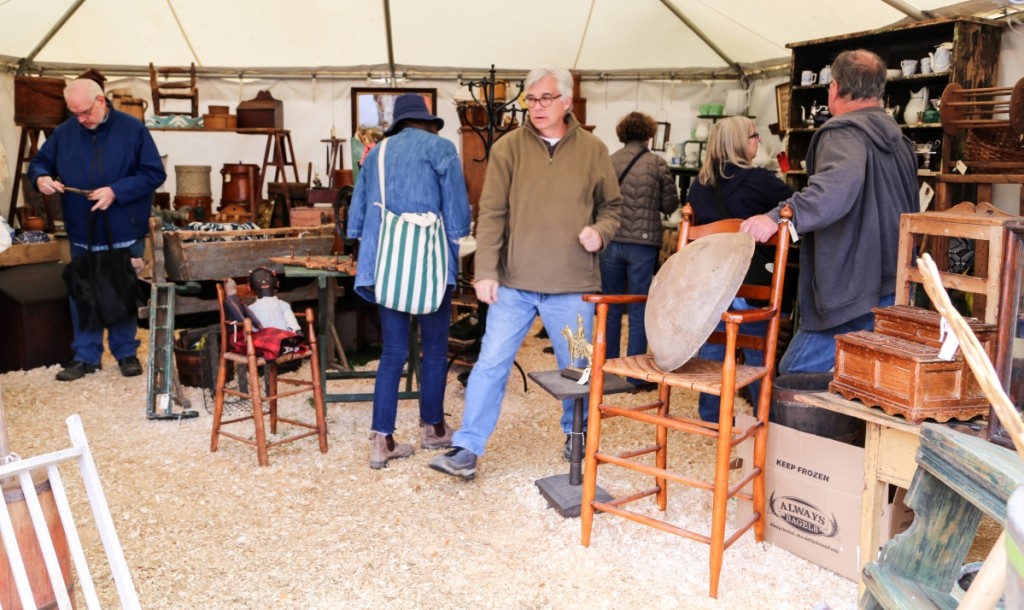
<box><xmin>2</xmin><ymin>320</ymin><xmax>859</xmax><ymax>609</ymax></box>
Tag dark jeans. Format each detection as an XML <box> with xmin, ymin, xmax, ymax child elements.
<box><xmin>599</xmin><ymin>241</ymin><xmax>660</xmax><ymax>359</ymax></box>
<box><xmin>371</xmin><ymin>286</ymin><xmax>453</xmax><ymax>435</ymax></box>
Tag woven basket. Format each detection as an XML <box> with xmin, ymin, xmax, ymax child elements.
<box><xmin>965</xmin><ymin>129</ymin><xmax>1024</xmax><ymax>170</ymax></box>
<box><xmin>175</xmin><ymin>165</ymin><xmax>212</xmax><ymax>197</ymax></box>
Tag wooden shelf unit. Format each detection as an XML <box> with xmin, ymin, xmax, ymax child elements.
<box><xmin>784</xmin><ymin>17</ymin><xmax>1002</xmax><ymax>209</ymax></box>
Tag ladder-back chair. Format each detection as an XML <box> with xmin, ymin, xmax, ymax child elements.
<box><xmin>148</xmin><ymin>62</ymin><xmax>199</xmax><ymax>117</ymax></box>
<box><xmin>580</xmin><ymin>204</ymin><xmax>792</xmax><ymax>599</ymax></box>
<box><xmin>210</xmin><ymin>282</ymin><xmax>327</xmax><ymax>466</ymax></box>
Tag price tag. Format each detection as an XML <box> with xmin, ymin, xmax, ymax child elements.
<box><xmin>955</xmin><ymin>160</ymin><xmax>968</xmax><ymax>175</ymax></box>
<box><xmin>788</xmin><ymin>220</ymin><xmax>799</xmax><ymax>243</ymax></box>
<box><xmin>577</xmin><ymin>367</ymin><xmax>591</xmax><ymax>385</ymax></box>
<box><xmin>938</xmin><ymin>317</ymin><xmax>959</xmax><ymax>361</ymax></box>
<box><xmin>919</xmin><ymin>182</ymin><xmax>935</xmax><ymax>212</ymax></box>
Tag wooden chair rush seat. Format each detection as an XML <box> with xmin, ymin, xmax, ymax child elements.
<box><xmin>210</xmin><ymin>283</ymin><xmax>328</xmax><ymax>466</ymax></box>
<box><xmin>580</xmin><ymin>204</ymin><xmax>792</xmax><ymax>599</ymax></box>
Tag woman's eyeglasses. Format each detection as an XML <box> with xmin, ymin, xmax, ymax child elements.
<box><xmin>748</xmin><ymin>132</ymin><xmax>761</xmax><ymax>140</ymax></box>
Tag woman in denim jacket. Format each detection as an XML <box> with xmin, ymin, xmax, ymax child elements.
<box><xmin>348</xmin><ymin>94</ymin><xmax>471</xmax><ymax>468</ymax></box>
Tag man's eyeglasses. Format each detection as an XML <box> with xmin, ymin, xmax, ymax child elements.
<box><xmin>524</xmin><ymin>94</ymin><xmax>562</xmax><ymax>108</ymax></box>
<box><xmin>70</xmin><ymin>98</ymin><xmax>99</xmax><ymax>119</ymax></box>
<box><xmin>748</xmin><ymin>132</ymin><xmax>761</xmax><ymax>140</ymax></box>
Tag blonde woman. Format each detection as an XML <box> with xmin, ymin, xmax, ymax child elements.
<box><xmin>685</xmin><ymin>116</ymin><xmax>793</xmax><ymax>422</ymax></box>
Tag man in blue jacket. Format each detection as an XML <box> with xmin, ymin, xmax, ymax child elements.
<box><xmin>741</xmin><ymin>49</ymin><xmax>918</xmax><ymax>374</ymax></box>
<box><xmin>30</xmin><ymin>78</ymin><xmax>166</xmax><ymax>381</ymax></box>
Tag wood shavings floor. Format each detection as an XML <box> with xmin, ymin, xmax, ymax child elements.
<box><xmin>1</xmin><ymin>320</ymin><xmax>858</xmax><ymax>609</ymax></box>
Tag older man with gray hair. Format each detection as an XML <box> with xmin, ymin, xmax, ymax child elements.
<box><xmin>430</xmin><ymin>67</ymin><xmax>622</xmax><ymax>480</ymax></box>
<box><xmin>741</xmin><ymin>49</ymin><xmax>917</xmax><ymax>374</ymax></box>
<box><xmin>29</xmin><ymin>78</ymin><xmax>165</xmax><ymax>381</ymax></box>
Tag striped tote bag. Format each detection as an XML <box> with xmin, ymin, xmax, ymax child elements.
<box><xmin>372</xmin><ymin>139</ymin><xmax>449</xmax><ymax>314</ymax></box>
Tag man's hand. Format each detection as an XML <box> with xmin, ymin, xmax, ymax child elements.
<box><xmin>578</xmin><ymin>226</ymin><xmax>603</xmax><ymax>253</ymax></box>
<box><xmin>36</xmin><ymin>176</ymin><xmax>65</xmax><ymax>196</ymax></box>
<box><xmin>88</xmin><ymin>187</ymin><xmax>116</xmax><ymax>212</ymax></box>
<box><xmin>740</xmin><ymin>215</ymin><xmax>779</xmax><ymax>243</ymax></box>
<box><xmin>474</xmin><ymin>278</ymin><xmax>499</xmax><ymax>305</ymax></box>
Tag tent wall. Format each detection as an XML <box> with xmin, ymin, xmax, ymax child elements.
<box><xmin>1</xmin><ymin>26</ymin><xmax>1022</xmax><ymax>217</ymax></box>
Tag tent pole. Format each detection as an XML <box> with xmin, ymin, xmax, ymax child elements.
<box><xmin>878</xmin><ymin>0</ymin><xmax>934</xmax><ymax>20</ymax></box>
<box><xmin>20</xmin><ymin>0</ymin><xmax>87</xmax><ymax>73</ymax></box>
<box><xmin>383</xmin><ymin>0</ymin><xmax>397</xmax><ymax>84</ymax></box>
<box><xmin>658</xmin><ymin>0</ymin><xmax>742</xmax><ymax>78</ymax></box>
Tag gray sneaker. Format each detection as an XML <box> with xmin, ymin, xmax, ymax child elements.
<box><xmin>429</xmin><ymin>447</ymin><xmax>477</xmax><ymax>480</ymax></box>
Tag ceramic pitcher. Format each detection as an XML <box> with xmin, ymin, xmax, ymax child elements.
<box><xmin>930</xmin><ymin>43</ymin><xmax>952</xmax><ymax>72</ymax></box>
<box><xmin>903</xmin><ymin>87</ymin><xmax>929</xmax><ymax>125</ymax></box>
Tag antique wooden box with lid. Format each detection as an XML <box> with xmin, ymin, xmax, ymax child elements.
<box><xmin>830</xmin><ymin>305</ymin><xmax>996</xmax><ymax>423</ymax></box>
<box><xmin>236</xmin><ymin>91</ymin><xmax>284</xmax><ymax>129</ymax></box>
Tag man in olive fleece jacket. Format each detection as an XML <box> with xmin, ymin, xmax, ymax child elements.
<box><xmin>430</xmin><ymin>67</ymin><xmax>622</xmax><ymax>480</ymax></box>
<box><xmin>742</xmin><ymin>49</ymin><xmax>917</xmax><ymax>374</ymax></box>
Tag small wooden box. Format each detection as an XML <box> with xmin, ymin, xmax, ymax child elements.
<box><xmin>236</xmin><ymin>91</ymin><xmax>283</xmax><ymax>129</ymax></box>
<box><xmin>872</xmin><ymin>304</ymin><xmax>997</xmax><ymax>362</ymax></box>
<box><xmin>830</xmin><ymin>330</ymin><xmax>989</xmax><ymax>423</ymax></box>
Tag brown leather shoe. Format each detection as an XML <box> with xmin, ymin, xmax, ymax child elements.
<box><xmin>421</xmin><ymin>421</ymin><xmax>453</xmax><ymax>450</ymax></box>
<box><xmin>369</xmin><ymin>432</ymin><xmax>413</xmax><ymax>469</ymax></box>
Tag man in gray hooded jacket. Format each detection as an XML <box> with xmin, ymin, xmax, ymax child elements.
<box><xmin>741</xmin><ymin>49</ymin><xmax>918</xmax><ymax>374</ymax></box>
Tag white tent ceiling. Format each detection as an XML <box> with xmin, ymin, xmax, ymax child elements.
<box><xmin>0</xmin><ymin>0</ymin><xmax>1020</xmax><ymax>81</ymax></box>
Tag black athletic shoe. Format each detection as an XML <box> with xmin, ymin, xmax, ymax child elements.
<box><xmin>118</xmin><ymin>356</ymin><xmax>143</xmax><ymax>377</ymax></box>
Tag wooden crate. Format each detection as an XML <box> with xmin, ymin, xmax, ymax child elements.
<box><xmin>0</xmin><ymin>241</ymin><xmax>61</xmax><ymax>267</ymax></box>
<box><xmin>872</xmin><ymin>304</ymin><xmax>998</xmax><ymax>362</ymax></box>
<box><xmin>159</xmin><ymin>224</ymin><xmax>334</xmax><ymax>281</ymax></box>
<box><xmin>830</xmin><ymin>330</ymin><xmax>989</xmax><ymax>423</ymax></box>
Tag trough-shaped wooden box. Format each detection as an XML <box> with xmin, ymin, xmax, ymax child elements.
<box><xmin>871</xmin><ymin>304</ymin><xmax>997</xmax><ymax>362</ymax></box>
<box><xmin>0</xmin><ymin>241</ymin><xmax>61</xmax><ymax>267</ymax></box>
<box><xmin>160</xmin><ymin>224</ymin><xmax>334</xmax><ymax>281</ymax></box>
<box><xmin>830</xmin><ymin>330</ymin><xmax>989</xmax><ymax>423</ymax></box>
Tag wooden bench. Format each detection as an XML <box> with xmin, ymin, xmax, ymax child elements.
<box><xmin>861</xmin><ymin>423</ymin><xmax>1024</xmax><ymax>609</ymax></box>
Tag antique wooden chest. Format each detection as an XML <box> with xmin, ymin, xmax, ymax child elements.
<box><xmin>236</xmin><ymin>91</ymin><xmax>284</xmax><ymax>129</ymax></box>
<box><xmin>830</xmin><ymin>330</ymin><xmax>989</xmax><ymax>423</ymax></box>
<box><xmin>871</xmin><ymin>304</ymin><xmax>998</xmax><ymax>361</ymax></box>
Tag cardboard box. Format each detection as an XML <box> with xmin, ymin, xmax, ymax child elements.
<box><xmin>737</xmin><ymin>415</ymin><xmax>913</xmax><ymax>580</ymax></box>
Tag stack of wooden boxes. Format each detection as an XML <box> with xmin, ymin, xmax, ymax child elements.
<box><xmin>831</xmin><ymin>305</ymin><xmax>996</xmax><ymax>423</ymax></box>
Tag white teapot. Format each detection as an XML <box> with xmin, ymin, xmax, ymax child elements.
<box><xmin>930</xmin><ymin>43</ymin><xmax>952</xmax><ymax>72</ymax></box>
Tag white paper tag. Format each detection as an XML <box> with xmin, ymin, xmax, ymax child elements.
<box><xmin>577</xmin><ymin>367</ymin><xmax>591</xmax><ymax>385</ymax></box>
<box><xmin>919</xmin><ymin>182</ymin><xmax>934</xmax><ymax>212</ymax></box>
<box><xmin>955</xmin><ymin>160</ymin><xmax>968</xmax><ymax>175</ymax></box>
<box><xmin>788</xmin><ymin>221</ymin><xmax>799</xmax><ymax>243</ymax></box>
<box><xmin>938</xmin><ymin>317</ymin><xmax>959</xmax><ymax>361</ymax></box>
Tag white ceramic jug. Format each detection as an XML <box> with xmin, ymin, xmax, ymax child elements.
<box><xmin>753</xmin><ymin>140</ymin><xmax>775</xmax><ymax>168</ymax></box>
<box><xmin>724</xmin><ymin>89</ymin><xmax>750</xmax><ymax>116</ymax></box>
<box><xmin>693</xmin><ymin>122</ymin><xmax>709</xmax><ymax>141</ymax></box>
<box><xmin>930</xmin><ymin>43</ymin><xmax>952</xmax><ymax>72</ymax></box>
<box><xmin>903</xmin><ymin>87</ymin><xmax>929</xmax><ymax>126</ymax></box>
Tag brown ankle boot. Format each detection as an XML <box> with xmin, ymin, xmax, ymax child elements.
<box><xmin>369</xmin><ymin>432</ymin><xmax>414</xmax><ymax>469</ymax></box>
<box><xmin>421</xmin><ymin>421</ymin><xmax>453</xmax><ymax>450</ymax></box>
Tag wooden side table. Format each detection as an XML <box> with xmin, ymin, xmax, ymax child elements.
<box><xmin>528</xmin><ymin>370</ymin><xmax>634</xmax><ymax>518</ymax></box>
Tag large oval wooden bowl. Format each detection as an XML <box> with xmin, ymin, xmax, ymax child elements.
<box><xmin>644</xmin><ymin>231</ymin><xmax>754</xmax><ymax>372</ymax></box>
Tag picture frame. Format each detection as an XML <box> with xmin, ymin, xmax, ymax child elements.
<box><xmin>775</xmin><ymin>83</ymin><xmax>791</xmax><ymax>135</ymax></box>
<box><xmin>652</xmin><ymin>122</ymin><xmax>671</xmax><ymax>152</ymax></box>
<box><xmin>351</xmin><ymin>87</ymin><xmax>437</xmax><ymax>137</ymax></box>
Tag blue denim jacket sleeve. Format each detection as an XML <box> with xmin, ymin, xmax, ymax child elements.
<box><xmin>347</xmin><ymin>129</ymin><xmax>471</xmax><ymax>303</ymax></box>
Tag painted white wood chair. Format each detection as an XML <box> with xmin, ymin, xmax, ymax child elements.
<box><xmin>0</xmin><ymin>414</ymin><xmax>140</xmax><ymax>609</ymax></box>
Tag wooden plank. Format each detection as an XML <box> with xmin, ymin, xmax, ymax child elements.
<box><xmin>0</xmin><ymin>242</ymin><xmax>60</xmax><ymax>267</ymax></box>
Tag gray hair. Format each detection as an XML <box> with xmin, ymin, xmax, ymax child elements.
<box><xmin>524</xmin><ymin>67</ymin><xmax>574</xmax><ymax>100</ymax></box>
<box><xmin>697</xmin><ymin>116</ymin><xmax>756</xmax><ymax>187</ymax></box>
<box><xmin>64</xmin><ymin>78</ymin><xmax>103</xmax><ymax>102</ymax></box>
<box><xmin>831</xmin><ymin>49</ymin><xmax>886</xmax><ymax>101</ymax></box>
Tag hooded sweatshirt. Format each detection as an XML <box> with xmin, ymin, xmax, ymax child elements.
<box><xmin>766</xmin><ymin>106</ymin><xmax>917</xmax><ymax>330</ymax></box>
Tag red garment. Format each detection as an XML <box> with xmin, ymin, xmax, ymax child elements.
<box><xmin>229</xmin><ymin>327</ymin><xmax>308</xmax><ymax>361</ymax></box>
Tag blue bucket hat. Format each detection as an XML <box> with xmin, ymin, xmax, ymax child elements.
<box><xmin>384</xmin><ymin>93</ymin><xmax>443</xmax><ymax>136</ymax></box>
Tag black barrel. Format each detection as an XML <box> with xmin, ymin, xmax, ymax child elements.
<box><xmin>771</xmin><ymin>373</ymin><xmax>866</xmax><ymax>446</ymax></box>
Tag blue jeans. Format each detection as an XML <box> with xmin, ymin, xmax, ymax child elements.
<box><xmin>68</xmin><ymin>239</ymin><xmax>145</xmax><ymax>364</ymax></box>
<box><xmin>371</xmin><ymin>286</ymin><xmax>453</xmax><ymax>435</ymax></box>
<box><xmin>452</xmin><ymin>288</ymin><xmax>594</xmax><ymax>456</ymax></box>
<box><xmin>778</xmin><ymin>294</ymin><xmax>896</xmax><ymax>375</ymax></box>
<box><xmin>697</xmin><ymin>298</ymin><xmax>768</xmax><ymax>422</ymax></box>
<box><xmin>599</xmin><ymin>242</ymin><xmax>659</xmax><ymax>359</ymax></box>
